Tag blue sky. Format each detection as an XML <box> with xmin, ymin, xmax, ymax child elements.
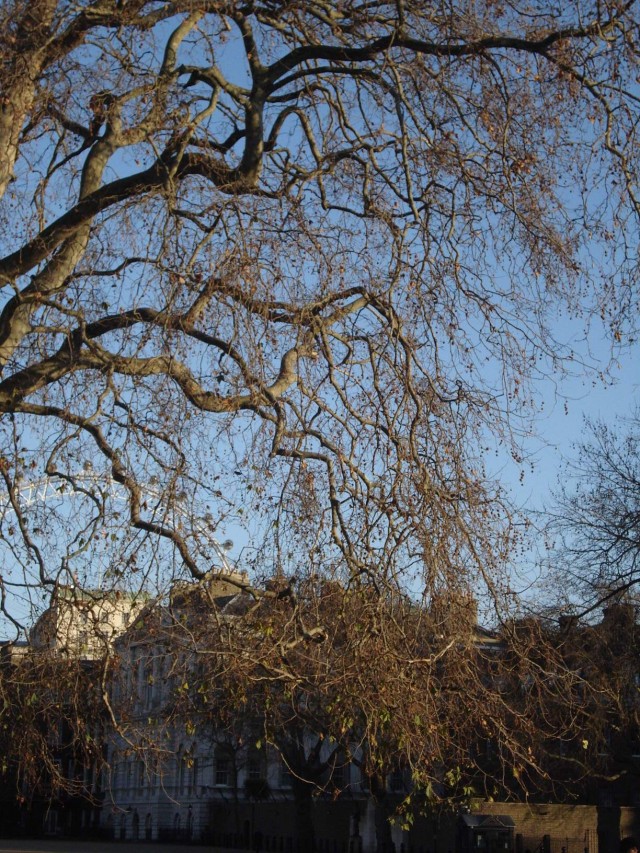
<box><xmin>494</xmin><ymin>319</ymin><xmax>639</xmax><ymax>601</ymax></box>
<box><xmin>510</xmin><ymin>338</ymin><xmax>638</xmax><ymax>506</ymax></box>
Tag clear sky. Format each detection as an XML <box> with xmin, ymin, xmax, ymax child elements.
<box><xmin>513</xmin><ymin>345</ymin><xmax>638</xmax><ymax>503</ymax></box>
<box><xmin>495</xmin><ymin>320</ymin><xmax>639</xmax><ymax>601</ymax></box>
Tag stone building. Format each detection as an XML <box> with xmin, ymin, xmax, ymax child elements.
<box><xmin>30</xmin><ymin>584</ymin><xmax>146</xmax><ymax>659</ymax></box>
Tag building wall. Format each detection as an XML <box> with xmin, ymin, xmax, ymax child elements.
<box><xmin>479</xmin><ymin>801</ymin><xmax>598</xmax><ymax>841</ymax></box>
<box><xmin>100</xmin><ymin>740</ymin><xmax>368</xmax><ymax>846</ymax></box>
<box><xmin>30</xmin><ymin>587</ymin><xmax>145</xmax><ymax>659</ymax></box>
<box><xmin>472</xmin><ymin>801</ymin><xmax>627</xmax><ymax>853</ymax></box>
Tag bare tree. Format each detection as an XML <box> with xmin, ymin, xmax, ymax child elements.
<box><xmin>0</xmin><ymin>642</ymin><xmax>107</xmax><ymax>819</ymax></box>
<box><xmin>546</xmin><ymin>411</ymin><xmax>640</xmax><ymax>616</ymax></box>
<box><xmin>160</xmin><ymin>577</ymin><xmax>595</xmax><ymax>848</ymax></box>
<box><xmin>0</xmin><ymin>0</ymin><xmax>639</xmax><ymax>628</ymax></box>
<box><xmin>1</xmin><ymin>2</ymin><xmax>640</xmax><ymax>824</ymax></box>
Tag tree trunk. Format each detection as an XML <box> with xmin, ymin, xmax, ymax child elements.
<box><xmin>370</xmin><ymin>774</ymin><xmax>395</xmax><ymax>853</ymax></box>
<box><xmin>291</xmin><ymin>776</ymin><xmax>316</xmax><ymax>852</ymax></box>
<box><xmin>0</xmin><ymin>0</ymin><xmax>57</xmax><ymax>201</ymax></box>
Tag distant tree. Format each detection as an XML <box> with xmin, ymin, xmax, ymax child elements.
<box><xmin>546</xmin><ymin>411</ymin><xmax>640</xmax><ymax>616</ymax></box>
<box><xmin>547</xmin><ymin>603</ymin><xmax>640</xmax><ymax>804</ymax></box>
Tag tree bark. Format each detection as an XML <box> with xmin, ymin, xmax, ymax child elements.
<box><xmin>291</xmin><ymin>776</ymin><xmax>316</xmax><ymax>853</ymax></box>
<box><xmin>370</xmin><ymin>774</ymin><xmax>395</xmax><ymax>853</ymax></box>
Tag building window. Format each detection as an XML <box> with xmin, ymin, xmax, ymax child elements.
<box><xmin>149</xmin><ymin>758</ymin><xmax>157</xmax><ymax>794</ymax></box>
<box><xmin>144</xmin><ymin>671</ymin><xmax>154</xmax><ymax>708</ymax></box>
<box><xmin>181</xmin><ymin>757</ymin><xmax>198</xmax><ymax>794</ymax></box>
<box><xmin>83</xmin><ymin>763</ymin><xmax>94</xmax><ymax>792</ymax></box>
<box><xmin>279</xmin><ymin>760</ymin><xmax>292</xmax><ymax>789</ymax></box>
<box><xmin>388</xmin><ymin>768</ymin><xmax>404</xmax><ymax>792</ymax></box>
<box><xmin>247</xmin><ymin>754</ymin><xmax>262</xmax><ymax>782</ymax></box>
<box><xmin>215</xmin><ymin>755</ymin><xmax>230</xmax><ymax>787</ymax></box>
<box><xmin>332</xmin><ymin>757</ymin><xmax>350</xmax><ymax>790</ymax></box>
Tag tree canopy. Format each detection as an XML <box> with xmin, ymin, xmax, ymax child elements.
<box><xmin>2</xmin><ymin>1</ymin><xmax>640</xmax><ymax>831</ymax></box>
<box><xmin>116</xmin><ymin>576</ymin><xmax>598</xmax><ymax>846</ymax></box>
<box><xmin>0</xmin><ymin>0</ymin><xmax>639</xmax><ymax>626</ymax></box>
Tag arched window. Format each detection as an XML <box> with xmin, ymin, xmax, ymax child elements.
<box><xmin>145</xmin><ymin>813</ymin><xmax>152</xmax><ymax>841</ymax></box>
<box><xmin>132</xmin><ymin>810</ymin><xmax>139</xmax><ymax>841</ymax></box>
